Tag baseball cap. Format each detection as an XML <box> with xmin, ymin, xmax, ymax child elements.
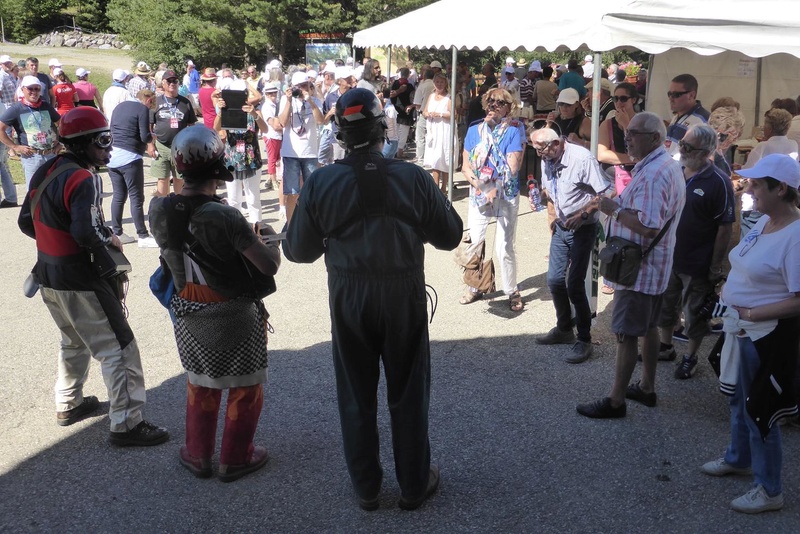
<box><xmin>75</xmin><ymin>67</ymin><xmax>90</xmax><ymax>77</ymax></box>
<box><xmin>557</xmin><ymin>88</ymin><xmax>580</xmax><ymax>105</ymax></box>
<box><xmin>162</xmin><ymin>69</ymin><xmax>179</xmax><ymax>81</ymax></box>
<box><xmin>334</xmin><ymin>66</ymin><xmax>352</xmax><ymax>81</ymax></box>
<box><xmin>505</xmin><ymin>56</ymin><xmax>515</xmax><ymax>64</ymax></box>
<box><xmin>20</xmin><ymin>75</ymin><xmax>42</xmax><ymax>88</ymax></box>
<box><xmin>430</xmin><ymin>61</ymin><xmax>442</xmax><ymax>69</ymax></box>
<box><xmin>307</xmin><ymin>69</ymin><xmax>318</xmax><ymax>79</ymax></box>
<box><xmin>0</xmin><ymin>54</ymin><xmax>11</xmax><ymax>64</ymax></box>
<box><xmin>48</xmin><ymin>58</ymin><xmax>61</xmax><ymax>67</ymax></box>
<box><xmin>503</xmin><ymin>66</ymin><xmax>515</xmax><ymax>75</ymax></box>
<box><xmin>528</xmin><ymin>61</ymin><xmax>543</xmax><ymax>73</ymax></box>
<box><xmin>584</xmin><ymin>54</ymin><xmax>593</xmax><ymax>62</ymax></box>
<box><xmin>586</xmin><ymin>78</ymin><xmax>613</xmax><ymax>93</ymax></box>
<box><xmin>112</xmin><ymin>68</ymin><xmax>129</xmax><ymax>82</ymax></box>
<box><xmin>52</xmin><ymin>67</ymin><xmax>63</xmax><ymax>76</ymax></box>
<box><xmin>187</xmin><ymin>60</ymin><xmax>195</xmax><ymax>67</ymax></box>
<box><xmin>556</xmin><ymin>64</ymin><xmax>568</xmax><ymax>73</ymax></box>
<box><xmin>737</xmin><ymin>154</ymin><xmax>800</xmax><ymax>189</ymax></box>
<box><xmin>291</xmin><ymin>72</ymin><xmax>309</xmax><ymax>86</ymax></box>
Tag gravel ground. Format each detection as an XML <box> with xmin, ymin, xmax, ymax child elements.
<box><xmin>1</xmin><ymin>164</ymin><xmax>798</xmax><ymax>533</ymax></box>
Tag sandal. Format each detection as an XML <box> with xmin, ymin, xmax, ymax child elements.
<box><xmin>509</xmin><ymin>291</ymin><xmax>524</xmax><ymax>312</ymax></box>
<box><xmin>459</xmin><ymin>290</ymin><xmax>483</xmax><ymax>305</ymax></box>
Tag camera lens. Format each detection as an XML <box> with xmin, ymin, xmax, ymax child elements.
<box><xmin>292</xmin><ymin>87</ymin><xmax>301</xmax><ymax>98</ymax></box>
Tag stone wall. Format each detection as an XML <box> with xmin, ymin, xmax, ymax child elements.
<box><xmin>28</xmin><ymin>31</ymin><xmax>131</xmax><ymax>50</ymax></box>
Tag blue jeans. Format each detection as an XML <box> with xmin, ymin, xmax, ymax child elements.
<box><xmin>547</xmin><ymin>222</ymin><xmax>597</xmax><ymax>342</ymax></box>
<box><xmin>0</xmin><ymin>144</ymin><xmax>18</xmax><ymax>203</ymax></box>
<box><xmin>282</xmin><ymin>157</ymin><xmax>317</xmax><ymax>195</ymax></box>
<box><xmin>21</xmin><ymin>152</ymin><xmax>55</xmax><ymax>188</ymax></box>
<box><xmin>724</xmin><ymin>336</ymin><xmax>783</xmax><ymax>496</ymax></box>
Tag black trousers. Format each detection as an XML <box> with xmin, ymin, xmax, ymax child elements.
<box><xmin>109</xmin><ymin>159</ymin><xmax>148</xmax><ymax>237</ymax></box>
<box><xmin>328</xmin><ymin>270</ymin><xmax>431</xmax><ymax>500</ymax></box>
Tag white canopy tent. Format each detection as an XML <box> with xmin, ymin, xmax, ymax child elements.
<box><xmin>354</xmin><ymin>0</ymin><xmax>800</xmax><ymax>194</ymax></box>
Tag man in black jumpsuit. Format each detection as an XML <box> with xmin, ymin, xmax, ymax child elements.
<box><xmin>284</xmin><ymin>88</ymin><xmax>463</xmax><ymax>511</ymax></box>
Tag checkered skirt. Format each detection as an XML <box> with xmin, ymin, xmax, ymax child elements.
<box><xmin>171</xmin><ymin>295</ymin><xmax>268</xmax><ymax>383</ymax></box>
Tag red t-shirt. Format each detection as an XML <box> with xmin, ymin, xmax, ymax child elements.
<box><xmin>53</xmin><ymin>82</ymin><xmax>77</xmax><ymax>116</ymax></box>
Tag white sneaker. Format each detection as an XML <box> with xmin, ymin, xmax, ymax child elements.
<box><xmin>701</xmin><ymin>458</ymin><xmax>752</xmax><ymax>477</ymax></box>
<box><xmin>137</xmin><ymin>235</ymin><xmax>159</xmax><ymax>249</ymax></box>
<box><xmin>730</xmin><ymin>485</ymin><xmax>784</xmax><ymax>514</ymax></box>
<box><xmin>116</xmin><ymin>233</ymin><xmax>135</xmax><ymax>245</ymax></box>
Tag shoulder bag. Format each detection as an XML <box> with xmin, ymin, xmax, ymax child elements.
<box><xmin>599</xmin><ymin>215</ymin><xmax>674</xmax><ymax>287</ymax></box>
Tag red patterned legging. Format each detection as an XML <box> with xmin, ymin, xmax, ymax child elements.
<box><xmin>185</xmin><ymin>380</ymin><xmax>263</xmax><ymax>465</ymax></box>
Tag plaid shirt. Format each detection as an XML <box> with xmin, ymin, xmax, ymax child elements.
<box><xmin>126</xmin><ymin>75</ymin><xmax>151</xmax><ymax>98</ymax></box>
<box><xmin>607</xmin><ymin>146</ymin><xmax>685</xmax><ymax>295</ymax></box>
<box><xmin>0</xmin><ymin>70</ymin><xmax>17</xmax><ymax>108</ymax></box>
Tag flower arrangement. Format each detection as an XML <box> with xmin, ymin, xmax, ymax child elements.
<box><xmin>619</xmin><ymin>61</ymin><xmax>641</xmax><ymax>77</ymax></box>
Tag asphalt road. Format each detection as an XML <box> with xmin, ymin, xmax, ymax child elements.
<box><xmin>1</xmin><ymin>167</ymin><xmax>798</xmax><ymax>533</ymax></box>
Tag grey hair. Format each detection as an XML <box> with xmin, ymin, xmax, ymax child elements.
<box><xmin>633</xmin><ymin>111</ymin><xmax>666</xmax><ymax>144</ymax></box>
<box><xmin>534</xmin><ymin>127</ymin><xmax>560</xmax><ymax>144</ymax></box>
<box><xmin>687</xmin><ymin>123</ymin><xmax>718</xmax><ymax>154</ymax></box>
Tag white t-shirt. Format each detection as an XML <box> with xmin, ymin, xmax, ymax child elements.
<box><xmin>741</xmin><ymin>136</ymin><xmax>799</xmax><ymax>211</ymax></box>
<box><xmin>413</xmin><ymin>79</ymin><xmax>435</xmax><ymax>109</ymax></box>
<box><xmin>723</xmin><ymin>217</ymin><xmax>800</xmax><ymax>307</ymax></box>
<box><xmin>261</xmin><ymin>98</ymin><xmax>283</xmax><ymax>140</ymax></box>
<box><xmin>279</xmin><ymin>96</ymin><xmax>321</xmax><ymax>158</ymax></box>
<box><xmin>383</xmin><ymin>102</ymin><xmax>398</xmax><ymax>141</ymax></box>
<box><xmin>102</xmin><ymin>85</ymin><xmax>134</xmax><ymax>122</ymax></box>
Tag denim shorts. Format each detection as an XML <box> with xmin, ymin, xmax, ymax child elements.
<box><xmin>611</xmin><ymin>289</ymin><xmax>664</xmax><ymax>337</ymax></box>
<box><xmin>282</xmin><ymin>157</ymin><xmax>317</xmax><ymax>195</ymax></box>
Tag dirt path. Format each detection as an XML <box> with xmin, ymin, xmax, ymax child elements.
<box><xmin>0</xmin><ymin>41</ymin><xmax>134</xmax><ymax>71</ymax></box>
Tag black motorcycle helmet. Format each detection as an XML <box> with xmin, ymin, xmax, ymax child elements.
<box><xmin>334</xmin><ymin>88</ymin><xmax>387</xmax><ymax>150</ymax></box>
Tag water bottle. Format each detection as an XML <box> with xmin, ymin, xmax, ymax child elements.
<box><xmin>528</xmin><ymin>175</ymin><xmax>544</xmax><ymax>212</ymax></box>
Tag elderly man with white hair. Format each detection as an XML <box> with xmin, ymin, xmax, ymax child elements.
<box><xmin>576</xmin><ymin>111</ymin><xmax>685</xmax><ymax>418</ymax></box>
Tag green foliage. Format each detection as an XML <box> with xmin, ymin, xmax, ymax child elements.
<box><xmin>0</xmin><ymin>0</ymin><xmax>68</xmax><ymax>42</ymax></box>
<box><xmin>108</xmin><ymin>0</ymin><xmax>246</xmax><ymax>68</ymax></box>
<box><xmin>66</xmin><ymin>0</ymin><xmax>112</xmax><ymax>33</ymax></box>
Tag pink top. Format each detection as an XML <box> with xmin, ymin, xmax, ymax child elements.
<box><xmin>73</xmin><ymin>80</ymin><xmax>99</xmax><ymax>102</ymax></box>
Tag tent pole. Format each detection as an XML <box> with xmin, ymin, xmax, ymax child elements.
<box><xmin>448</xmin><ymin>45</ymin><xmax>457</xmax><ymax>202</ymax></box>
<box><xmin>590</xmin><ymin>53</ymin><xmax>601</xmax><ymax>157</ymax></box>
<box><xmin>755</xmin><ymin>58</ymin><xmax>763</xmax><ymax>126</ymax></box>
<box><xmin>387</xmin><ymin>45</ymin><xmax>392</xmax><ymax>83</ymax></box>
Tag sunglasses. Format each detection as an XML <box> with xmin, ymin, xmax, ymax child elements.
<box><xmin>678</xmin><ymin>139</ymin><xmax>703</xmax><ymax>152</ymax></box>
<box><xmin>165</xmin><ymin>78</ymin><xmax>179</xmax><ymax>84</ymax></box>
<box><xmin>24</xmin><ymin>86</ymin><xmax>41</xmax><ymax>92</ymax></box>
<box><xmin>613</xmin><ymin>95</ymin><xmax>632</xmax><ymax>103</ymax></box>
<box><xmin>624</xmin><ymin>129</ymin><xmax>655</xmax><ymax>139</ymax></box>
<box><xmin>92</xmin><ymin>132</ymin><xmax>113</xmax><ymax>149</ymax></box>
<box><xmin>487</xmin><ymin>98</ymin><xmax>510</xmax><ymax>107</ymax></box>
<box><xmin>717</xmin><ymin>132</ymin><xmax>729</xmax><ymax>143</ymax></box>
<box><xmin>667</xmin><ymin>90</ymin><xmax>690</xmax><ymax>99</ymax></box>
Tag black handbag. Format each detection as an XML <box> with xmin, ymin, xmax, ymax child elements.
<box><xmin>599</xmin><ymin>215</ymin><xmax>674</xmax><ymax>286</ymax></box>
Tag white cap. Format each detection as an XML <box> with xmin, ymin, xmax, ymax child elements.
<box><xmin>75</xmin><ymin>67</ymin><xmax>90</xmax><ymax>77</ymax></box>
<box><xmin>322</xmin><ymin>60</ymin><xmax>335</xmax><ymax>74</ymax></box>
<box><xmin>429</xmin><ymin>61</ymin><xmax>442</xmax><ymax>69</ymax></box>
<box><xmin>112</xmin><ymin>68</ymin><xmax>128</xmax><ymax>82</ymax></box>
<box><xmin>737</xmin><ymin>154</ymin><xmax>800</xmax><ymax>189</ymax></box>
<box><xmin>556</xmin><ymin>64</ymin><xmax>568</xmax><ymax>73</ymax></box>
<box><xmin>52</xmin><ymin>67</ymin><xmax>63</xmax><ymax>76</ymax></box>
<box><xmin>505</xmin><ymin>56</ymin><xmax>515</xmax><ymax>64</ymax></box>
<box><xmin>334</xmin><ymin>66</ymin><xmax>352</xmax><ymax>81</ymax></box>
<box><xmin>267</xmin><ymin>59</ymin><xmax>282</xmax><ymax>69</ymax></box>
<box><xmin>584</xmin><ymin>54</ymin><xmax>593</xmax><ymax>62</ymax></box>
<box><xmin>556</xmin><ymin>88</ymin><xmax>580</xmax><ymax>105</ymax></box>
<box><xmin>307</xmin><ymin>70</ymin><xmax>318</xmax><ymax>79</ymax></box>
<box><xmin>20</xmin><ymin>75</ymin><xmax>42</xmax><ymax>88</ymax></box>
<box><xmin>187</xmin><ymin>60</ymin><xmax>195</xmax><ymax>67</ymax></box>
<box><xmin>48</xmin><ymin>58</ymin><xmax>61</xmax><ymax>67</ymax></box>
<box><xmin>0</xmin><ymin>55</ymin><xmax>11</xmax><ymax>64</ymax></box>
<box><xmin>291</xmin><ymin>72</ymin><xmax>309</xmax><ymax>86</ymax></box>
<box><xmin>263</xmin><ymin>82</ymin><xmax>280</xmax><ymax>93</ymax></box>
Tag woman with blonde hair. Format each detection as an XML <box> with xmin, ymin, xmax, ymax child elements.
<box><xmin>423</xmin><ymin>73</ymin><xmax>453</xmax><ymax>194</ymax></box>
<box><xmin>707</xmin><ymin>103</ymin><xmax>746</xmax><ymax>177</ymax></box>
<box><xmin>459</xmin><ymin>86</ymin><xmax>526</xmax><ymax>311</ymax></box>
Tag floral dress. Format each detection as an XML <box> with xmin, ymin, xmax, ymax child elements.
<box><xmin>223</xmin><ymin>114</ymin><xmax>262</xmax><ymax>179</ymax></box>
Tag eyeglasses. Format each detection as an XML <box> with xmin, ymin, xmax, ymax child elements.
<box><xmin>678</xmin><ymin>139</ymin><xmax>703</xmax><ymax>152</ymax></box>
<box><xmin>667</xmin><ymin>90</ymin><xmax>690</xmax><ymax>99</ymax></box>
<box><xmin>533</xmin><ymin>140</ymin><xmax>555</xmax><ymax>154</ymax></box>
<box><xmin>717</xmin><ymin>132</ymin><xmax>729</xmax><ymax>143</ymax></box>
<box><xmin>613</xmin><ymin>95</ymin><xmax>632</xmax><ymax>103</ymax></box>
<box><xmin>165</xmin><ymin>79</ymin><xmax>179</xmax><ymax>84</ymax></box>
<box><xmin>92</xmin><ymin>132</ymin><xmax>113</xmax><ymax>149</ymax></box>
<box><xmin>487</xmin><ymin>98</ymin><xmax>510</xmax><ymax>107</ymax></box>
<box><xmin>624</xmin><ymin>129</ymin><xmax>655</xmax><ymax>139</ymax></box>
<box><xmin>24</xmin><ymin>86</ymin><xmax>41</xmax><ymax>92</ymax></box>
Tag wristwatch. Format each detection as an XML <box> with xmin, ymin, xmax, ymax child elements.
<box><xmin>611</xmin><ymin>207</ymin><xmax>623</xmax><ymax>221</ymax></box>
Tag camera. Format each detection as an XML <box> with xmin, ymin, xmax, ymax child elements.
<box><xmin>695</xmin><ymin>291</ymin><xmax>720</xmax><ymax>322</ymax></box>
<box><xmin>291</xmin><ymin>86</ymin><xmax>302</xmax><ymax>98</ymax></box>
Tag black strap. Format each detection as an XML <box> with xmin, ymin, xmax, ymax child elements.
<box><xmin>30</xmin><ymin>161</ymin><xmax>81</xmax><ymax>215</ymax></box>
<box><xmin>642</xmin><ymin>216</ymin><xmax>675</xmax><ymax>258</ymax></box>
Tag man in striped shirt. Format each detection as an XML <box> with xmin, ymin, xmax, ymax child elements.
<box><xmin>577</xmin><ymin>111</ymin><xmax>685</xmax><ymax>419</ymax></box>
